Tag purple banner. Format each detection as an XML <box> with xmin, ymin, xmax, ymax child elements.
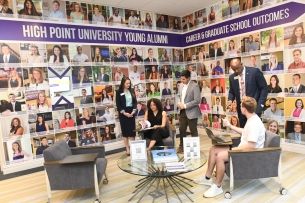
<box><xmin>0</xmin><ymin>19</ymin><xmax>182</xmax><ymax>47</ymax></box>
<box><xmin>183</xmin><ymin>2</ymin><xmax>305</xmax><ymax>46</ymax></box>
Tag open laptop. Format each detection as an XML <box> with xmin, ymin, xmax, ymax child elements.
<box><xmin>204</xmin><ymin>127</ymin><xmax>232</xmax><ymax>143</ymax></box>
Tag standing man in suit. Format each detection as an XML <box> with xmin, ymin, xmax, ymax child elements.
<box><xmin>64</xmin><ymin>132</ymin><xmax>76</xmax><ymax>147</ymax></box>
<box><xmin>136</xmin><ymin>102</ymin><xmax>145</xmax><ymax>116</ymax></box>
<box><xmin>210</xmin><ymin>42</ymin><xmax>224</xmax><ymax>58</ymax></box>
<box><xmin>144</xmin><ymin>48</ymin><xmax>157</xmax><ymax>63</ymax></box>
<box><xmin>80</xmin><ymin>89</ymin><xmax>93</xmax><ymax>104</ymax></box>
<box><xmin>212</xmin><ymin>97</ymin><xmax>224</xmax><ymax>114</ymax></box>
<box><xmin>289</xmin><ymin>74</ymin><xmax>305</xmax><ymax>93</ymax></box>
<box><xmin>287</xmin><ymin>122</ymin><xmax>305</xmax><ymax>142</ymax></box>
<box><xmin>173</xmin><ymin>49</ymin><xmax>183</xmax><ymax>63</ymax></box>
<box><xmin>223</xmin><ymin>0</ymin><xmax>239</xmax><ymax>17</ymax></box>
<box><xmin>177</xmin><ymin>70</ymin><xmax>201</xmax><ymax>153</ymax></box>
<box><xmin>3</xmin><ymin>93</ymin><xmax>23</xmax><ymax>113</ymax></box>
<box><xmin>227</xmin><ymin>58</ymin><xmax>268</xmax><ymax>127</ymax></box>
<box><xmin>162</xmin><ymin>82</ymin><xmax>172</xmax><ymax>96</ymax></box>
<box><xmin>0</xmin><ymin>43</ymin><xmax>19</xmax><ymax>63</ymax></box>
<box><xmin>97</xmin><ymin>67</ymin><xmax>110</xmax><ymax>82</ymax></box>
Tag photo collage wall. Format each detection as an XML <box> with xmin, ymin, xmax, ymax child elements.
<box><xmin>1</xmin><ymin>0</ymin><xmax>283</xmax><ymax>32</ymax></box>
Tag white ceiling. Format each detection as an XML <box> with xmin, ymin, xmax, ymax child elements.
<box><xmin>82</xmin><ymin>0</ymin><xmax>217</xmax><ymax>17</ymax></box>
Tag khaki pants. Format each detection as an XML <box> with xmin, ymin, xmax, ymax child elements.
<box><xmin>179</xmin><ymin>109</ymin><xmax>198</xmax><ymax>147</ymax></box>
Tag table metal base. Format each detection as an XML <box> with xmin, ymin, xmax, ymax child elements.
<box><xmin>128</xmin><ymin>174</ymin><xmax>194</xmax><ymax>202</ymax></box>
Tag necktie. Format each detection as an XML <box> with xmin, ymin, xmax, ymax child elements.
<box><xmin>12</xmin><ymin>102</ymin><xmax>15</xmax><ymax>112</ymax></box>
<box><xmin>297</xmin><ymin>134</ymin><xmax>300</xmax><ymax>140</ymax></box>
<box><xmin>240</xmin><ymin>74</ymin><xmax>246</xmax><ymax>96</ymax></box>
<box><xmin>150</xmin><ymin>58</ymin><xmax>152</xmax><ymax>62</ymax></box>
<box><xmin>217</xmin><ymin>106</ymin><xmax>219</xmax><ymax>113</ymax></box>
<box><xmin>5</xmin><ymin>56</ymin><xmax>8</xmax><ymax>63</ymax></box>
<box><xmin>295</xmin><ymin>87</ymin><xmax>298</xmax><ymax>93</ymax></box>
<box><xmin>83</xmin><ymin>97</ymin><xmax>86</xmax><ymax>103</ymax></box>
<box><xmin>167</xmin><ymin>89</ymin><xmax>169</xmax><ymax>94</ymax></box>
<box><xmin>102</xmin><ymin>74</ymin><xmax>104</xmax><ymax>81</ymax></box>
<box><xmin>230</xmin><ymin>7</ymin><xmax>232</xmax><ymax>15</ymax></box>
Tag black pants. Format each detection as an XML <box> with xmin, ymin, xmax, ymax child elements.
<box><xmin>179</xmin><ymin>109</ymin><xmax>198</xmax><ymax>147</ymax></box>
<box><xmin>144</xmin><ymin>128</ymin><xmax>169</xmax><ymax>146</ymax></box>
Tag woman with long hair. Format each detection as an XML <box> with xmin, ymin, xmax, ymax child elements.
<box><xmin>116</xmin><ymin>76</ymin><xmax>137</xmax><ymax>155</ymax></box>
<box><xmin>102</xmin><ymin>125</ymin><xmax>116</xmax><ymax>141</ymax></box>
<box><xmin>19</xmin><ymin>0</ymin><xmax>40</xmax><ymax>19</ymax></box>
<box><xmin>12</xmin><ymin>141</ymin><xmax>30</xmax><ymax>160</ymax></box>
<box><xmin>148</xmin><ymin>83</ymin><xmax>160</xmax><ymax>97</ymax></box>
<box><xmin>265</xmin><ymin>29</ymin><xmax>281</xmax><ymax>49</ymax></box>
<box><xmin>35</xmin><ymin>115</ymin><xmax>49</xmax><ymax>132</ymax></box>
<box><xmin>199</xmin><ymin>63</ymin><xmax>208</xmax><ymax>76</ymax></box>
<box><xmin>198</xmin><ymin>46</ymin><xmax>206</xmax><ymax>61</ymax></box>
<box><xmin>27</xmin><ymin>45</ymin><xmax>44</xmax><ymax>63</ymax></box>
<box><xmin>160</xmin><ymin>49</ymin><xmax>169</xmax><ymax>62</ymax></box>
<box><xmin>37</xmin><ymin>92</ymin><xmax>51</xmax><ymax>112</ymax></box>
<box><xmin>161</xmin><ymin>65</ymin><xmax>171</xmax><ymax>79</ymax></box>
<box><xmin>202</xmin><ymin>114</ymin><xmax>210</xmax><ymax>127</ymax></box>
<box><xmin>185</xmin><ymin>48</ymin><xmax>192</xmax><ymax>62</ymax></box>
<box><xmin>196</xmin><ymin>10</ymin><xmax>204</xmax><ymax>26</ymax></box>
<box><xmin>70</xmin><ymin>2</ymin><xmax>84</xmax><ymax>23</ymax></box>
<box><xmin>266</xmin><ymin>53</ymin><xmax>283</xmax><ymax>72</ymax></box>
<box><xmin>149</xmin><ymin>66</ymin><xmax>159</xmax><ymax>80</ymax></box>
<box><xmin>29</xmin><ymin>68</ymin><xmax>49</xmax><ymax>90</ymax></box>
<box><xmin>60</xmin><ymin>111</ymin><xmax>75</xmax><ymax>128</ymax></box>
<box><xmin>163</xmin><ymin>98</ymin><xmax>173</xmax><ymax>112</ymax></box>
<box><xmin>9</xmin><ymin>118</ymin><xmax>24</xmax><ymax>136</ymax></box>
<box><xmin>266</xmin><ymin>119</ymin><xmax>280</xmax><ymax>134</ymax></box>
<box><xmin>171</xmin><ymin>18</ymin><xmax>180</xmax><ymax>30</ymax></box>
<box><xmin>227</xmin><ymin>40</ymin><xmax>239</xmax><ymax>56</ymax></box>
<box><xmin>101</xmin><ymin>89</ymin><xmax>112</xmax><ymax>104</ymax></box>
<box><xmin>0</xmin><ymin>0</ymin><xmax>13</xmax><ymax>17</ymax></box>
<box><xmin>143</xmin><ymin>98</ymin><xmax>169</xmax><ymax>150</ymax></box>
<box><xmin>230</xmin><ymin>116</ymin><xmax>240</xmax><ymax>127</ymax></box>
<box><xmin>200</xmin><ymin>96</ymin><xmax>210</xmax><ymax>111</ymax></box>
<box><xmin>114</xmin><ymin>67</ymin><xmax>124</xmax><ymax>81</ymax></box>
<box><xmin>212</xmin><ymin>114</ymin><xmax>221</xmax><ymax>129</ymax></box>
<box><xmin>211</xmin><ymin>79</ymin><xmax>223</xmax><ymax>94</ymax></box>
<box><xmin>74</xmin><ymin>67</ymin><xmax>90</xmax><ymax>84</ymax></box>
<box><xmin>289</xmin><ymin>24</ymin><xmax>305</xmax><ymax>45</ymax></box>
<box><xmin>228</xmin><ymin>100</ymin><xmax>238</xmax><ymax>113</ymax></box>
<box><xmin>129</xmin><ymin>48</ymin><xmax>143</xmax><ymax>63</ymax></box>
<box><xmin>81</xmin><ymin>108</ymin><xmax>92</xmax><ymax>126</ymax></box>
<box><xmin>208</xmin><ymin>6</ymin><xmax>215</xmax><ymax>22</ymax></box>
<box><xmin>267</xmin><ymin>75</ymin><xmax>282</xmax><ymax>93</ymax></box>
<box><xmin>290</xmin><ymin>99</ymin><xmax>305</xmax><ymax>119</ymax></box>
<box><xmin>49</xmin><ymin>45</ymin><xmax>68</xmax><ymax>65</ymax></box>
<box><xmin>93</xmin><ymin>47</ymin><xmax>104</xmax><ymax>63</ymax></box>
<box><xmin>8</xmin><ymin>69</ymin><xmax>21</xmax><ymax>91</ymax></box>
<box><xmin>144</xmin><ymin>13</ymin><xmax>153</xmax><ymax>29</ymax></box>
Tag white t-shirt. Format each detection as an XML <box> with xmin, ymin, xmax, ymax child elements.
<box><xmin>239</xmin><ymin>114</ymin><xmax>265</xmax><ymax>148</ymax></box>
<box><xmin>73</xmin><ymin>54</ymin><xmax>88</xmax><ymax>62</ymax></box>
<box><xmin>129</xmin><ymin>71</ymin><xmax>140</xmax><ymax>81</ymax></box>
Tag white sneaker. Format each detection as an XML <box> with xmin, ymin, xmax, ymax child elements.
<box><xmin>203</xmin><ymin>184</ymin><xmax>223</xmax><ymax>198</ymax></box>
<box><xmin>193</xmin><ymin>176</ymin><xmax>213</xmax><ymax>186</ymax></box>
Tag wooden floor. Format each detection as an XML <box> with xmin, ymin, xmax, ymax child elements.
<box><xmin>1</xmin><ymin>134</ymin><xmax>305</xmax><ymax>203</ymax></box>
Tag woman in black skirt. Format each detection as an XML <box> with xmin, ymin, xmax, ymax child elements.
<box><xmin>144</xmin><ymin>98</ymin><xmax>169</xmax><ymax>150</ymax></box>
<box><xmin>116</xmin><ymin>76</ymin><xmax>137</xmax><ymax>155</ymax></box>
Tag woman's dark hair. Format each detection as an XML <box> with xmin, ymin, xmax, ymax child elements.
<box><xmin>36</xmin><ymin>115</ymin><xmax>45</xmax><ymax>125</ymax></box>
<box><xmin>147</xmin><ymin>98</ymin><xmax>163</xmax><ymax>112</ymax></box>
<box><xmin>289</xmin><ymin>24</ymin><xmax>305</xmax><ymax>45</ymax></box>
<box><xmin>201</xmin><ymin>96</ymin><xmax>206</xmax><ymax>104</ymax></box>
<box><xmin>52</xmin><ymin>45</ymin><xmax>64</xmax><ymax>62</ymax></box>
<box><xmin>64</xmin><ymin>111</ymin><xmax>71</xmax><ymax>119</ymax></box>
<box><xmin>162</xmin><ymin>65</ymin><xmax>172</xmax><ymax>75</ymax></box>
<box><xmin>269</xmin><ymin>75</ymin><xmax>280</xmax><ymax>88</ymax></box>
<box><xmin>21</xmin><ymin>0</ymin><xmax>40</xmax><ymax>16</ymax></box>
<box><xmin>173</xmin><ymin>18</ymin><xmax>180</xmax><ymax>29</ymax></box>
<box><xmin>132</xmin><ymin>48</ymin><xmax>138</xmax><ymax>56</ymax></box>
<box><xmin>101</xmin><ymin>89</ymin><xmax>107</xmax><ymax>101</ymax></box>
<box><xmin>119</xmin><ymin>76</ymin><xmax>135</xmax><ymax>98</ymax></box>
<box><xmin>295</xmin><ymin>99</ymin><xmax>304</xmax><ymax>109</ymax></box>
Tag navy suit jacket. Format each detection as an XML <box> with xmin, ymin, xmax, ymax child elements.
<box><xmin>0</xmin><ymin>54</ymin><xmax>19</xmax><ymax>63</ymax></box>
<box><xmin>67</xmin><ymin>140</ymin><xmax>76</xmax><ymax>147</ymax></box>
<box><xmin>116</xmin><ymin>89</ymin><xmax>137</xmax><ymax>113</ymax></box>
<box><xmin>162</xmin><ymin>88</ymin><xmax>172</xmax><ymax>96</ymax></box>
<box><xmin>228</xmin><ymin>66</ymin><xmax>268</xmax><ymax>114</ymax></box>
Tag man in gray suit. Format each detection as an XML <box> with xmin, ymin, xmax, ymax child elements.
<box><xmin>223</xmin><ymin>0</ymin><xmax>239</xmax><ymax>18</ymax></box>
<box><xmin>177</xmin><ymin>70</ymin><xmax>201</xmax><ymax>153</ymax></box>
<box><xmin>80</xmin><ymin>89</ymin><xmax>93</xmax><ymax>104</ymax></box>
<box><xmin>287</xmin><ymin>123</ymin><xmax>305</xmax><ymax>142</ymax></box>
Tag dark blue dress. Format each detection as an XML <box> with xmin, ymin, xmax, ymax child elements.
<box><xmin>36</xmin><ymin>123</ymin><xmax>46</xmax><ymax>132</ymax></box>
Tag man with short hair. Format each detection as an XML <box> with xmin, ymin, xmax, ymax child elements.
<box><xmin>246</xmin><ymin>35</ymin><xmax>259</xmax><ymax>53</ymax></box>
<box><xmin>99</xmin><ymin>107</ymin><xmax>115</xmax><ymax>124</ymax></box>
<box><xmin>173</xmin><ymin>49</ymin><xmax>183</xmax><ymax>62</ymax></box>
<box><xmin>162</xmin><ymin>82</ymin><xmax>172</xmax><ymax>96</ymax></box>
<box><xmin>188</xmin><ymin>64</ymin><xmax>197</xmax><ymax>80</ymax></box>
<box><xmin>212</xmin><ymin>60</ymin><xmax>224</xmax><ymax>75</ymax></box>
<box><xmin>289</xmin><ymin>74</ymin><xmax>305</xmax><ymax>93</ymax></box>
<box><xmin>114</xmin><ymin>48</ymin><xmax>127</xmax><ymax>63</ymax></box>
<box><xmin>249</xmin><ymin>55</ymin><xmax>260</xmax><ymax>69</ymax></box>
<box><xmin>128</xmin><ymin>10</ymin><xmax>139</xmax><ymax>27</ymax></box>
<box><xmin>175</xmin><ymin>66</ymin><xmax>181</xmax><ymax>78</ymax></box>
<box><xmin>73</xmin><ymin>46</ymin><xmax>89</xmax><ymax>62</ymax></box>
<box><xmin>210</xmin><ymin>42</ymin><xmax>224</xmax><ymax>58</ymax></box>
<box><xmin>3</xmin><ymin>93</ymin><xmax>24</xmax><ymax>113</ymax></box>
<box><xmin>144</xmin><ymin>48</ymin><xmax>157</xmax><ymax>62</ymax></box>
<box><xmin>195</xmin><ymin>96</ymin><xmax>265</xmax><ymax>198</ymax></box>
<box><xmin>80</xmin><ymin>89</ymin><xmax>93</xmax><ymax>104</ymax></box>
<box><xmin>223</xmin><ymin>0</ymin><xmax>239</xmax><ymax>17</ymax></box>
<box><xmin>177</xmin><ymin>70</ymin><xmax>201</xmax><ymax>153</ymax></box>
<box><xmin>48</xmin><ymin>1</ymin><xmax>65</xmax><ymax>21</ymax></box>
<box><xmin>0</xmin><ymin>44</ymin><xmax>19</xmax><ymax>63</ymax></box>
<box><xmin>129</xmin><ymin>65</ymin><xmax>140</xmax><ymax>81</ymax></box>
<box><xmin>212</xmin><ymin>97</ymin><xmax>224</xmax><ymax>114</ymax></box>
<box><xmin>92</xmin><ymin>6</ymin><xmax>105</xmax><ymax>23</ymax></box>
<box><xmin>183</xmin><ymin>15</ymin><xmax>193</xmax><ymax>30</ymax></box>
<box><xmin>97</xmin><ymin>67</ymin><xmax>110</xmax><ymax>82</ymax></box>
<box><xmin>287</xmin><ymin>123</ymin><xmax>305</xmax><ymax>142</ymax></box>
<box><xmin>264</xmin><ymin>98</ymin><xmax>283</xmax><ymax>116</ymax></box>
<box><xmin>288</xmin><ymin>49</ymin><xmax>305</xmax><ymax>70</ymax></box>
<box><xmin>81</xmin><ymin>129</ymin><xmax>97</xmax><ymax>146</ymax></box>
<box><xmin>157</xmin><ymin>15</ymin><xmax>168</xmax><ymax>29</ymax></box>
<box><xmin>36</xmin><ymin>137</ymin><xmax>49</xmax><ymax>155</ymax></box>
<box><xmin>64</xmin><ymin>132</ymin><xmax>76</xmax><ymax>147</ymax></box>
<box><xmin>136</xmin><ymin>102</ymin><xmax>145</xmax><ymax>116</ymax></box>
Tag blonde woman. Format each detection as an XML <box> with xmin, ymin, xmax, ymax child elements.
<box><xmin>265</xmin><ymin>53</ymin><xmax>283</xmax><ymax>71</ymax></box>
<box><xmin>202</xmin><ymin>114</ymin><xmax>210</xmax><ymax>127</ymax></box>
<box><xmin>81</xmin><ymin>108</ymin><xmax>92</xmax><ymax>125</ymax></box>
<box><xmin>8</xmin><ymin>69</ymin><xmax>21</xmax><ymax>91</ymax></box>
<box><xmin>73</xmin><ymin>67</ymin><xmax>90</xmax><ymax>85</ymax></box>
<box><xmin>70</xmin><ymin>2</ymin><xmax>84</xmax><ymax>23</ymax></box>
<box><xmin>266</xmin><ymin>119</ymin><xmax>279</xmax><ymax>134</ymax></box>
<box><xmin>27</xmin><ymin>45</ymin><xmax>44</xmax><ymax>64</ymax></box>
<box><xmin>93</xmin><ymin>47</ymin><xmax>104</xmax><ymax>63</ymax></box>
<box><xmin>36</xmin><ymin>92</ymin><xmax>51</xmax><ymax>112</ymax></box>
<box><xmin>265</xmin><ymin>29</ymin><xmax>281</xmax><ymax>50</ymax></box>
<box><xmin>29</xmin><ymin>68</ymin><xmax>49</xmax><ymax>90</ymax></box>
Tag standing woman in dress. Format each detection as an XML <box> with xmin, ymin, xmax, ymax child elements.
<box><xmin>116</xmin><ymin>76</ymin><xmax>137</xmax><ymax>155</ymax></box>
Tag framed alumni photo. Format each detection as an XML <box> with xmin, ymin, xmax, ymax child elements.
<box><xmin>20</xmin><ymin>43</ymin><xmax>47</xmax><ymax>65</ymax></box>
<box><xmin>66</xmin><ymin>1</ymin><xmax>88</xmax><ymax>23</ymax></box>
<box><xmin>42</xmin><ymin>0</ymin><xmax>67</xmax><ymax>21</ymax></box>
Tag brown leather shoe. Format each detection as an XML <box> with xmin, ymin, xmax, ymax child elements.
<box><xmin>177</xmin><ymin>146</ymin><xmax>184</xmax><ymax>154</ymax></box>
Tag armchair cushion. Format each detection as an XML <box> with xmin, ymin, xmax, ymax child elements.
<box><xmin>43</xmin><ymin>140</ymin><xmax>72</xmax><ymax>162</ymax></box>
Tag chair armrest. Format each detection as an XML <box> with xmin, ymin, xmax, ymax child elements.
<box><xmin>71</xmin><ymin>145</ymin><xmax>105</xmax><ymax>158</ymax></box>
<box><xmin>229</xmin><ymin>147</ymin><xmax>281</xmax><ymax>153</ymax></box>
<box><xmin>44</xmin><ymin>160</ymin><xmax>61</xmax><ymax>165</ymax></box>
<box><xmin>169</xmin><ymin>124</ymin><xmax>176</xmax><ymax>131</ymax></box>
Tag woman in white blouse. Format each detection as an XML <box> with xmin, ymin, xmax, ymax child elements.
<box><xmin>36</xmin><ymin>91</ymin><xmax>52</xmax><ymax>112</ymax></box>
<box><xmin>27</xmin><ymin>45</ymin><xmax>44</xmax><ymax>64</ymax></box>
<box><xmin>28</xmin><ymin>68</ymin><xmax>49</xmax><ymax>90</ymax></box>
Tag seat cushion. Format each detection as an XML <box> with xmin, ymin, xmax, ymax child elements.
<box><xmin>43</xmin><ymin>140</ymin><xmax>72</xmax><ymax>161</ymax></box>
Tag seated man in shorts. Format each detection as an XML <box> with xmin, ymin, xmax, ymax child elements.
<box><xmin>193</xmin><ymin>96</ymin><xmax>265</xmax><ymax>198</ymax></box>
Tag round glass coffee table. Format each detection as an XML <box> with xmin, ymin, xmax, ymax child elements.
<box><xmin>117</xmin><ymin>146</ymin><xmax>207</xmax><ymax>202</ymax></box>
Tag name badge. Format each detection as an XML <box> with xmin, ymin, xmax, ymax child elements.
<box><xmin>120</xmin><ymin>93</ymin><xmax>125</xmax><ymax>96</ymax></box>
<box><xmin>234</xmin><ymin>76</ymin><xmax>238</xmax><ymax>80</ymax></box>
